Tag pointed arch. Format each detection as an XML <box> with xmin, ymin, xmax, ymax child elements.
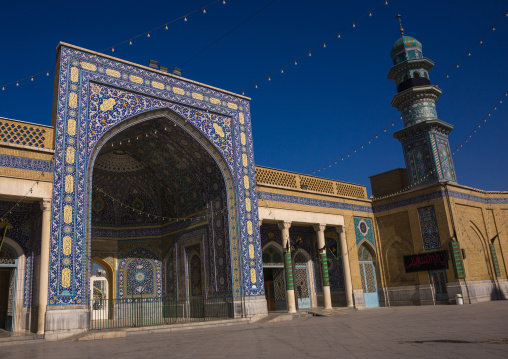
<box><xmin>0</xmin><ymin>237</ymin><xmax>25</xmax><ymax>333</ymax></box>
<box><xmin>91</xmin><ymin>256</ymin><xmax>115</xmax><ymax>300</ymax></box>
<box><xmin>357</xmin><ymin>239</ymin><xmax>376</xmax><ymax>257</ymax></box>
<box><xmin>262</xmin><ymin>242</ymin><xmax>284</xmax><ymax>267</ymax></box>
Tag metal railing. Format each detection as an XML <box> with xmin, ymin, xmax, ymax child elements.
<box><xmin>90</xmin><ymin>296</ymin><xmax>234</xmax><ymax>330</ymax></box>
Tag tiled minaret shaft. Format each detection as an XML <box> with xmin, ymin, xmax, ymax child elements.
<box><xmin>388</xmin><ymin>16</ymin><xmax>457</xmax><ymax>187</ymax></box>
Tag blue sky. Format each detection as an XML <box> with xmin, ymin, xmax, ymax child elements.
<box><xmin>1</xmin><ymin>0</ymin><xmax>507</xmax><ymax>194</ymax></box>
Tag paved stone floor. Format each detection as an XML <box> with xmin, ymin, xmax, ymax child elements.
<box><xmin>3</xmin><ymin>301</ymin><xmax>508</xmax><ymax>358</ymax></box>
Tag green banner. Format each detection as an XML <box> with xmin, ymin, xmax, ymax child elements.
<box><xmin>490</xmin><ymin>243</ymin><xmax>501</xmax><ymax>277</ymax></box>
<box><xmin>284</xmin><ymin>252</ymin><xmax>294</xmax><ymax>290</ymax></box>
<box><xmin>320</xmin><ymin>252</ymin><xmax>330</xmax><ymax>286</ymax></box>
<box><xmin>449</xmin><ymin>242</ymin><xmax>465</xmax><ymax>279</ymax></box>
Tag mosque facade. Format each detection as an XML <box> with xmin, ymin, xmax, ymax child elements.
<box><xmin>0</xmin><ymin>33</ymin><xmax>507</xmax><ymax>339</ymax></box>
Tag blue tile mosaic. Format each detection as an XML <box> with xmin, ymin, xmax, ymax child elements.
<box><xmin>417</xmin><ymin>205</ymin><xmax>441</xmax><ymax>250</ymax></box>
<box><xmin>47</xmin><ymin>45</ymin><xmax>263</xmax><ymax>306</ymax></box>
<box><xmin>257</xmin><ymin>192</ymin><xmax>373</xmax><ymax>213</ymax></box>
<box><xmin>0</xmin><ymin>154</ymin><xmax>53</xmax><ymax>173</ymax></box>
<box><xmin>353</xmin><ymin>217</ymin><xmax>375</xmax><ymax>249</ymax></box>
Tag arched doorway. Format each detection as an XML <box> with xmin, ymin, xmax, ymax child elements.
<box><xmin>90</xmin><ymin>261</ymin><xmax>109</xmax><ymax>321</ymax></box>
<box><xmin>293</xmin><ymin>251</ymin><xmax>311</xmax><ymax>309</ymax></box>
<box><xmin>48</xmin><ymin>46</ymin><xmax>264</xmax><ymax>333</ymax></box>
<box><xmin>262</xmin><ymin>245</ymin><xmax>286</xmax><ymax>311</ymax></box>
<box><xmin>88</xmin><ymin>113</ymin><xmax>233</xmax><ymax>326</ymax></box>
<box><xmin>0</xmin><ymin>243</ymin><xmax>18</xmax><ymax>332</ymax></box>
<box><xmin>358</xmin><ymin>243</ymin><xmax>379</xmax><ymax>308</ymax></box>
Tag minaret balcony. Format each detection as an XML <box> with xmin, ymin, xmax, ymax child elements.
<box><xmin>391</xmin><ymin>85</ymin><xmax>442</xmax><ymax>110</ymax></box>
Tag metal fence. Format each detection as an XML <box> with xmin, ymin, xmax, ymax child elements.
<box><xmin>90</xmin><ymin>296</ymin><xmax>234</xmax><ymax>330</ymax></box>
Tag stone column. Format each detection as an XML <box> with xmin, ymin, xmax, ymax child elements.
<box><xmin>37</xmin><ymin>198</ymin><xmax>52</xmax><ymax>335</ymax></box>
<box><xmin>314</xmin><ymin>224</ymin><xmax>332</xmax><ymax>309</ymax></box>
<box><xmin>278</xmin><ymin>221</ymin><xmax>296</xmax><ymax>313</ymax></box>
<box><xmin>336</xmin><ymin>225</ymin><xmax>354</xmax><ymax>308</ymax></box>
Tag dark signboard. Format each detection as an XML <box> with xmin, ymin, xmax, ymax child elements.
<box><xmin>403</xmin><ymin>250</ymin><xmax>448</xmax><ymax>273</ymax></box>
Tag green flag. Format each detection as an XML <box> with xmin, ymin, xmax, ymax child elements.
<box><xmin>0</xmin><ymin>226</ymin><xmax>7</xmax><ymax>254</ymax></box>
<box><xmin>328</xmin><ymin>240</ymin><xmax>339</xmax><ymax>260</ymax></box>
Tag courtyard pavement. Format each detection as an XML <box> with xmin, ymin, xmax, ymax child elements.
<box><xmin>3</xmin><ymin>301</ymin><xmax>508</xmax><ymax>358</ymax></box>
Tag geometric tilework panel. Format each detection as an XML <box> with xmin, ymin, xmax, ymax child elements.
<box><xmin>354</xmin><ymin>217</ymin><xmax>375</xmax><ymax>249</ymax></box>
<box><xmin>118</xmin><ymin>247</ymin><xmax>162</xmax><ymax>298</ymax></box>
<box><xmin>48</xmin><ymin>45</ymin><xmax>264</xmax><ymax>305</ymax></box>
<box><xmin>417</xmin><ymin>205</ymin><xmax>442</xmax><ymax>250</ymax></box>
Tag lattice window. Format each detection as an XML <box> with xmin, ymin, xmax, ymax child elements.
<box><xmin>360</xmin><ymin>266</ymin><xmax>367</xmax><ymax>292</ymax></box>
<box><xmin>0</xmin><ymin>246</ymin><xmax>16</xmax><ymax>265</ymax></box>
<box><xmin>294</xmin><ymin>267</ymin><xmax>310</xmax><ymax>300</ymax></box>
<box><xmin>0</xmin><ymin>119</ymin><xmax>51</xmax><ymax>148</ymax></box>
<box><xmin>273</xmin><ymin>268</ymin><xmax>286</xmax><ymax>301</ymax></box>
<box><xmin>432</xmin><ymin>271</ymin><xmax>447</xmax><ymax>295</ymax></box>
<box><xmin>300</xmin><ymin>177</ymin><xmax>334</xmax><ymax>194</ymax></box>
<box><xmin>336</xmin><ymin>183</ymin><xmax>367</xmax><ymax>198</ymax></box>
<box><xmin>262</xmin><ymin>246</ymin><xmax>283</xmax><ymax>265</ymax></box>
<box><xmin>255</xmin><ymin>167</ymin><xmax>297</xmax><ymax>188</ymax></box>
<box><xmin>364</xmin><ymin>263</ymin><xmax>376</xmax><ymax>293</ymax></box>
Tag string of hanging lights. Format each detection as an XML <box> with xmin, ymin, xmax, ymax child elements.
<box><xmin>0</xmin><ymin>0</ymin><xmax>226</xmax><ymax>92</ymax></box>
<box><xmin>307</xmin><ymin>118</ymin><xmax>396</xmax><ymax>175</ymax></box>
<box><xmin>240</xmin><ymin>0</ymin><xmax>389</xmax><ymax>95</ymax></box>
<box><xmin>435</xmin><ymin>9</ymin><xmax>508</xmax><ymax>85</ymax></box>
<box><xmin>93</xmin><ymin>186</ymin><xmax>224</xmax><ymax>223</ymax></box>
<box><xmin>104</xmin><ymin>0</ymin><xmax>226</xmax><ymax>53</ymax></box>
<box><xmin>452</xmin><ymin>90</ymin><xmax>508</xmax><ymax>156</ymax></box>
<box><xmin>303</xmin><ymin>9</ymin><xmax>507</xmax><ymax>176</ymax></box>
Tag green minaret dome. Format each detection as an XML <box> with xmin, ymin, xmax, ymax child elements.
<box><xmin>390</xmin><ymin>36</ymin><xmax>423</xmax><ymax>65</ymax></box>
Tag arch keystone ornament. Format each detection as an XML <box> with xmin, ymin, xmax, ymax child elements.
<box><xmin>47</xmin><ymin>43</ymin><xmax>266</xmax><ymax>332</ymax></box>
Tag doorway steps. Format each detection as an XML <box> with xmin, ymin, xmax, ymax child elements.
<box><xmin>0</xmin><ymin>331</ymin><xmax>45</xmax><ymax>347</ymax></box>
<box><xmin>67</xmin><ymin>317</ymin><xmax>250</xmax><ymax>341</ymax></box>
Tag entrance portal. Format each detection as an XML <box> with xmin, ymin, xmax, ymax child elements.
<box><xmin>0</xmin><ymin>245</ymin><xmax>17</xmax><ymax>331</ymax></box>
<box><xmin>430</xmin><ymin>269</ymin><xmax>448</xmax><ymax>301</ymax></box>
<box><xmin>88</xmin><ymin>114</ymin><xmax>235</xmax><ymax>328</ymax></box>
<box><xmin>358</xmin><ymin>244</ymin><xmax>379</xmax><ymax>308</ymax></box>
<box><xmin>262</xmin><ymin>245</ymin><xmax>286</xmax><ymax>311</ymax></box>
<box><xmin>90</xmin><ymin>261</ymin><xmax>109</xmax><ymax>321</ymax></box>
<box><xmin>293</xmin><ymin>252</ymin><xmax>311</xmax><ymax>309</ymax></box>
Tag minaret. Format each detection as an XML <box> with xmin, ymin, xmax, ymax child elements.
<box><xmin>388</xmin><ymin>15</ymin><xmax>457</xmax><ymax>187</ymax></box>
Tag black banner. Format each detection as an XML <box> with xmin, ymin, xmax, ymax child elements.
<box><xmin>403</xmin><ymin>250</ymin><xmax>448</xmax><ymax>273</ymax></box>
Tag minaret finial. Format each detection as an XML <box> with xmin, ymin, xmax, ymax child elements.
<box><xmin>397</xmin><ymin>14</ymin><xmax>404</xmax><ymax>37</ymax></box>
